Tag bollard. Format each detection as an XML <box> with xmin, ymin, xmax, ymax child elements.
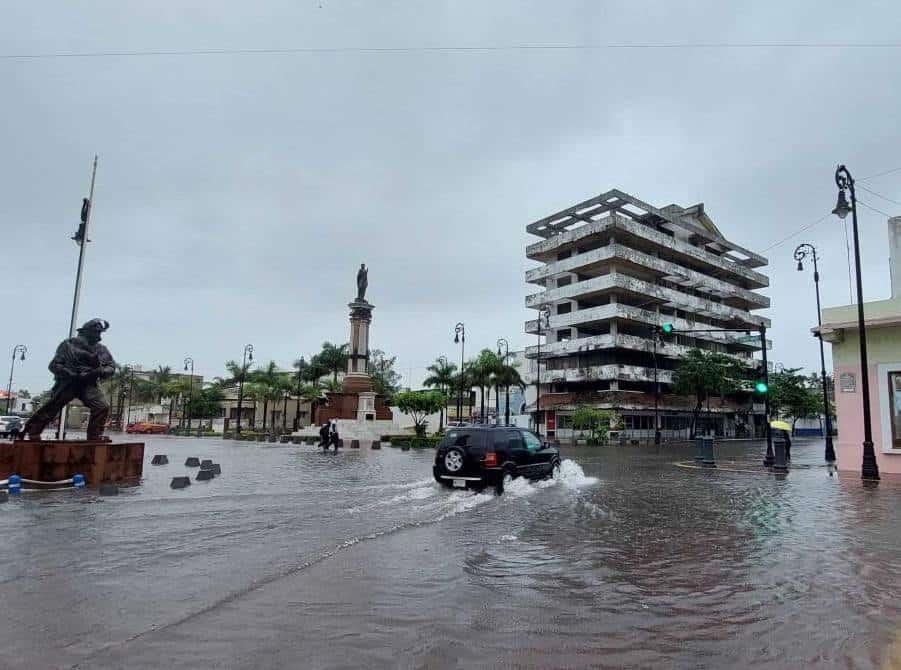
<box><xmin>170</xmin><ymin>476</ymin><xmax>191</xmax><ymax>489</ymax></box>
<box><xmin>701</xmin><ymin>437</ymin><xmax>716</xmax><ymax>468</ymax></box>
<box><xmin>210</xmin><ymin>463</ymin><xmax>221</xmax><ymax>475</ymax></box>
<box><xmin>694</xmin><ymin>439</ymin><xmax>704</xmax><ymax>463</ymax></box>
<box><xmin>773</xmin><ymin>435</ymin><xmax>789</xmax><ymax>472</ymax></box>
<box><xmin>185</xmin><ymin>457</ymin><xmax>201</xmax><ymax>467</ymax></box>
<box><xmin>151</xmin><ymin>455</ymin><xmax>169</xmax><ymax>465</ymax></box>
<box><xmin>73</xmin><ymin>474</ymin><xmax>86</xmax><ymax>489</ymax></box>
<box><xmin>351</xmin><ymin>440</ymin><xmax>360</xmax><ymax>449</ymax></box>
<box><xmin>196</xmin><ymin>469</ymin><xmax>215</xmax><ymax>481</ymax></box>
<box><xmin>371</xmin><ymin>441</ymin><xmax>381</xmax><ymax>450</ymax></box>
<box><xmin>200</xmin><ymin>459</ymin><xmax>213</xmax><ymax>468</ymax></box>
<box><xmin>8</xmin><ymin>474</ymin><xmax>21</xmax><ymax>495</ymax></box>
<box><xmin>99</xmin><ymin>483</ymin><xmax>119</xmax><ymax>496</ymax></box>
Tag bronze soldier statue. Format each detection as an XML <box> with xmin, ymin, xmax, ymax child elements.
<box><xmin>23</xmin><ymin>318</ymin><xmax>116</xmax><ymax>441</ymax></box>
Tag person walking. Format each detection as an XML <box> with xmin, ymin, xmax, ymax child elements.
<box><xmin>329</xmin><ymin>421</ymin><xmax>340</xmax><ymax>451</ymax></box>
<box><xmin>318</xmin><ymin>422</ymin><xmax>330</xmax><ymax>450</ymax></box>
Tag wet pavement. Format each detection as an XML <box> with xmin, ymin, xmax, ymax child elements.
<box><xmin>1</xmin><ymin>436</ymin><xmax>900</xmax><ymax>669</ymax></box>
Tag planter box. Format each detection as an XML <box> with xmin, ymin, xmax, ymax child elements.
<box><xmin>0</xmin><ymin>440</ymin><xmax>144</xmax><ymax>486</ymax></box>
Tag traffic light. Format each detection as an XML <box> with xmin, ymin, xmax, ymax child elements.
<box><xmin>755</xmin><ymin>381</ymin><xmax>769</xmax><ymax>394</ymax></box>
<box><xmin>662</xmin><ymin>323</ymin><xmax>674</xmax><ymax>334</ymax></box>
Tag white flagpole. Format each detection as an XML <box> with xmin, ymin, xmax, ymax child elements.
<box><xmin>58</xmin><ymin>155</ymin><xmax>98</xmax><ymax>439</ymax></box>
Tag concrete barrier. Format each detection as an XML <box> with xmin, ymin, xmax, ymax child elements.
<box><xmin>196</xmin><ymin>469</ymin><xmax>215</xmax><ymax>481</ymax></box>
<box><xmin>151</xmin><ymin>455</ymin><xmax>169</xmax><ymax>465</ymax></box>
<box><xmin>185</xmin><ymin>457</ymin><xmax>200</xmax><ymax>467</ymax></box>
<box><xmin>170</xmin><ymin>476</ymin><xmax>191</xmax><ymax>489</ymax></box>
<box><xmin>200</xmin><ymin>459</ymin><xmax>213</xmax><ymax>468</ymax></box>
<box><xmin>371</xmin><ymin>441</ymin><xmax>381</xmax><ymax>450</ymax></box>
<box><xmin>351</xmin><ymin>440</ymin><xmax>360</xmax><ymax>449</ymax></box>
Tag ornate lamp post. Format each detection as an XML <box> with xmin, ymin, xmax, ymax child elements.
<box><xmin>832</xmin><ymin>165</ymin><xmax>879</xmax><ymax>480</ymax></box>
<box><xmin>454</xmin><ymin>324</ymin><xmax>465</xmax><ymax>424</ymax></box>
<box><xmin>183</xmin><ymin>357</ymin><xmax>195</xmax><ymax>433</ymax></box>
<box><xmin>235</xmin><ymin>344</ymin><xmax>253</xmax><ymax>436</ymax></box>
<box><xmin>535</xmin><ymin>304</ymin><xmax>551</xmax><ymax>436</ymax></box>
<box><xmin>794</xmin><ymin>243</ymin><xmax>836</xmax><ymax>463</ymax></box>
<box><xmin>5</xmin><ymin>345</ymin><xmax>27</xmax><ymax>414</ymax></box>
<box><xmin>496</xmin><ymin>338</ymin><xmax>510</xmax><ymax>426</ymax></box>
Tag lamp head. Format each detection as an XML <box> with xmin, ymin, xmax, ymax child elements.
<box><xmin>454</xmin><ymin>333</ymin><xmax>459</xmax><ymax>344</ymax></box>
<box><xmin>796</xmin><ymin>260</ymin><xmax>804</xmax><ymax>272</ymax></box>
<box><xmin>832</xmin><ymin>189</ymin><xmax>851</xmax><ymax>220</ymax></box>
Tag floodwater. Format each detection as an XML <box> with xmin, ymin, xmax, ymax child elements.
<box><xmin>1</xmin><ymin>437</ymin><xmax>900</xmax><ymax>670</ymax></box>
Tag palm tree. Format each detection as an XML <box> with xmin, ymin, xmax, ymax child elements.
<box><xmin>313</xmin><ymin>342</ymin><xmax>348</xmax><ymax>383</ymax></box>
<box><xmin>470</xmin><ymin>350</ymin><xmax>502</xmax><ymax>423</ymax></box>
<box><xmin>493</xmin><ymin>362</ymin><xmax>525</xmax><ymax>426</ymax></box>
<box><xmin>250</xmin><ymin>361</ymin><xmax>283</xmax><ymax>431</ymax></box>
<box><xmin>294</xmin><ymin>381</ymin><xmax>322</xmax><ymax>430</ymax></box>
<box><xmin>147</xmin><ymin>365</ymin><xmax>173</xmax><ymax>404</ymax></box>
<box><xmin>322</xmin><ymin>378</ymin><xmax>343</xmax><ymax>394</ymax></box>
<box><xmin>423</xmin><ymin>357</ymin><xmax>457</xmax><ymax>432</ymax></box>
<box><xmin>163</xmin><ymin>379</ymin><xmax>191</xmax><ymax>428</ymax></box>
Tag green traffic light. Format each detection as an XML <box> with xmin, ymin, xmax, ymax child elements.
<box><xmin>662</xmin><ymin>323</ymin><xmax>674</xmax><ymax>334</ymax></box>
<box><xmin>755</xmin><ymin>381</ymin><xmax>769</xmax><ymax>393</ymax></box>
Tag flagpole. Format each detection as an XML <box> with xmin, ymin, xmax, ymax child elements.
<box><xmin>58</xmin><ymin>155</ymin><xmax>98</xmax><ymax>439</ymax></box>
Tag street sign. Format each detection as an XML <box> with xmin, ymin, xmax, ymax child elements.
<box><xmin>736</xmin><ymin>335</ymin><xmax>772</xmax><ymax>349</ymax></box>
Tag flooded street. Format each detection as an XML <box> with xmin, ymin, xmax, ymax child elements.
<box><xmin>2</xmin><ymin>437</ymin><xmax>900</xmax><ymax>669</ymax></box>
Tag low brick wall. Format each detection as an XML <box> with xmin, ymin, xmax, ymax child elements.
<box><xmin>0</xmin><ymin>440</ymin><xmax>145</xmax><ymax>486</ymax></box>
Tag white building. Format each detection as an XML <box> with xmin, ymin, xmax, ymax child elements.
<box><xmin>524</xmin><ymin>188</ymin><xmax>771</xmax><ymax>441</ymax></box>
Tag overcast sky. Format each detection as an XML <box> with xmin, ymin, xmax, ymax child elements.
<box><xmin>3</xmin><ymin>1</ymin><xmax>901</xmax><ymax>394</ymax></box>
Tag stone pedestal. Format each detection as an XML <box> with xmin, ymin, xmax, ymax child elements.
<box><xmin>357</xmin><ymin>391</ymin><xmax>377</xmax><ymax>421</ymax></box>
<box><xmin>343</xmin><ymin>299</ymin><xmax>374</xmax><ymax>393</ymax></box>
<box><xmin>0</xmin><ymin>440</ymin><xmax>145</xmax><ymax>486</ymax></box>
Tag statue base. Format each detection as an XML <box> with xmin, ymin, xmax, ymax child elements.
<box><xmin>0</xmin><ymin>440</ymin><xmax>145</xmax><ymax>487</ymax></box>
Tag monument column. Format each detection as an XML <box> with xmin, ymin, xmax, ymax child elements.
<box><xmin>343</xmin><ymin>299</ymin><xmax>374</xmax><ymax>394</ymax></box>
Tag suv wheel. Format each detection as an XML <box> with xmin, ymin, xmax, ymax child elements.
<box><xmin>495</xmin><ymin>466</ymin><xmax>515</xmax><ymax>496</ymax></box>
<box><xmin>443</xmin><ymin>447</ymin><xmax>465</xmax><ymax>474</ymax></box>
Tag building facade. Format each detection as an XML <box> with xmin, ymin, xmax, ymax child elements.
<box><xmin>524</xmin><ymin>189</ymin><xmax>770</xmax><ymax>440</ymax></box>
<box><xmin>819</xmin><ymin>217</ymin><xmax>901</xmax><ymax>475</ymax></box>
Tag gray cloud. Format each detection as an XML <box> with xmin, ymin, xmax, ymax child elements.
<box><xmin>3</xmin><ymin>0</ymin><xmax>901</xmax><ymax>392</ymax></box>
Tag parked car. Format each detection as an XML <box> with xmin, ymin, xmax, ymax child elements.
<box><xmin>0</xmin><ymin>415</ymin><xmax>24</xmax><ymax>438</ymax></box>
<box><xmin>126</xmin><ymin>422</ymin><xmax>170</xmax><ymax>434</ymax></box>
<box><xmin>433</xmin><ymin>425</ymin><xmax>560</xmax><ymax>495</ymax></box>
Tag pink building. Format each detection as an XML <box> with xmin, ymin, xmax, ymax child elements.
<box><xmin>819</xmin><ymin>217</ymin><xmax>901</xmax><ymax>475</ymax></box>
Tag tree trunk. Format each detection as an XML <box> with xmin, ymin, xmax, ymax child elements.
<box><xmin>439</xmin><ymin>386</ymin><xmax>444</xmax><ymax>432</ymax></box>
<box><xmin>480</xmin><ymin>386</ymin><xmax>486</xmax><ymax>423</ymax></box>
<box><xmin>495</xmin><ymin>385</ymin><xmax>500</xmax><ymax>425</ymax></box>
<box><xmin>168</xmin><ymin>397</ymin><xmax>175</xmax><ymax>428</ymax></box>
<box><xmin>262</xmin><ymin>399</ymin><xmax>269</xmax><ymax>430</ymax></box>
<box><xmin>282</xmin><ymin>393</ymin><xmax>288</xmax><ymax>431</ymax></box>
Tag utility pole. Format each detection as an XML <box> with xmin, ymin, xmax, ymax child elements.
<box><xmin>58</xmin><ymin>156</ymin><xmax>98</xmax><ymax>439</ymax></box>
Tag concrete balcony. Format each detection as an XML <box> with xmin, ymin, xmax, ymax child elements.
<box><xmin>525</xmin><ymin>303</ymin><xmax>770</xmax><ymax>343</ymax></box>
<box><xmin>526</xmin><ymin>243</ymin><xmax>769</xmax><ymax>310</ymax></box>
<box><xmin>526</xmin><ymin>213</ymin><xmax>768</xmax><ymax>289</ymax></box>
<box><xmin>539</xmin><ymin>363</ymin><xmax>675</xmax><ymax>385</ymax></box>
<box><xmin>526</xmin><ymin>272</ymin><xmax>766</xmax><ymax>325</ymax></box>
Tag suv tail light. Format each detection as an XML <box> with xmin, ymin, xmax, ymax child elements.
<box><xmin>484</xmin><ymin>452</ymin><xmax>498</xmax><ymax>467</ymax></box>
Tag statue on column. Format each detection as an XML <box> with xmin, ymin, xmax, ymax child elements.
<box><xmin>22</xmin><ymin>318</ymin><xmax>116</xmax><ymax>441</ymax></box>
<box><xmin>356</xmin><ymin>263</ymin><xmax>368</xmax><ymax>302</ymax></box>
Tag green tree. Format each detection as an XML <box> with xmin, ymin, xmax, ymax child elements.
<box><xmin>423</xmin><ymin>357</ymin><xmax>458</xmax><ymax>432</ymax></box>
<box><xmin>571</xmin><ymin>405</ymin><xmax>618</xmax><ymax>445</ymax></box>
<box><xmin>249</xmin><ymin>361</ymin><xmax>284</xmax><ymax>431</ymax></box>
<box><xmin>187</xmin><ymin>385</ymin><xmax>225</xmax><ymax>426</ymax></box>
<box><xmin>147</xmin><ymin>365</ymin><xmax>173</xmax><ymax>404</ymax></box>
<box><xmin>770</xmin><ymin>368</ymin><xmax>824</xmax><ymax>432</ymax></box>
<box><xmin>469</xmin><ymin>350</ymin><xmax>502</xmax><ymax>422</ymax></box>
<box><xmin>311</xmin><ymin>342</ymin><xmax>348</xmax><ymax>383</ymax></box>
<box><xmin>493</xmin><ymin>362</ymin><xmax>526</xmax><ymax>424</ymax></box>
<box><xmin>369</xmin><ymin>349</ymin><xmax>401</xmax><ymax>401</ymax></box>
<box><xmin>674</xmin><ymin>349</ymin><xmax>745</xmax><ymax>438</ymax></box>
<box><xmin>322</xmin><ymin>378</ymin><xmax>343</xmax><ymax>394</ymax></box>
<box><xmin>394</xmin><ymin>390</ymin><xmax>445</xmax><ymax>436</ymax></box>
<box><xmin>163</xmin><ymin>378</ymin><xmax>192</xmax><ymax>427</ymax></box>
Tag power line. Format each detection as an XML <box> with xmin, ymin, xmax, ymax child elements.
<box><xmin>760</xmin><ymin>213</ymin><xmax>831</xmax><ymax>253</ymax></box>
<box><xmin>860</xmin><ymin>166</ymin><xmax>901</xmax><ymax>181</ymax></box>
<box><xmin>4</xmin><ymin>41</ymin><xmax>901</xmax><ymax>61</ymax></box>
<box><xmin>857</xmin><ymin>184</ymin><xmax>901</xmax><ymax>208</ymax></box>
<box><xmin>857</xmin><ymin>198</ymin><xmax>895</xmax><ymax>218</ymax></box>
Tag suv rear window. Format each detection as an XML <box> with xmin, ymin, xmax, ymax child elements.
<box><xmin>442</xmin><ymin>429</ymin><xmax>485</xmax><ymax>449</ymax></box>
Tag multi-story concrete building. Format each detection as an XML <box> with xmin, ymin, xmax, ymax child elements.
<box><xmin>524</xmin><ymin>189</ymin><xmax>771</xmax><ymax>440</ymax></box>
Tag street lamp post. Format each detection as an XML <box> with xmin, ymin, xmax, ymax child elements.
<box><xmin>536</xmin><ymin>304</ymin><xmax>551</xmax><ymax>436</ymax></box>
<box><xmin>436</xmin><ymin>355</ymin><xmax>448</xmax><ymax>432</ymax></box>
<box><xmin>454</xmin><ymin>323</ymin><xmax>465</xmax><ymax>424</ymax></box>
<box><xmin>235</xmin><ymin>344</ymin><xmax>253</xmax><ymax>436</ymax></box>
<box><xmin>497</xmin><ymin>338</ymin><xmax>510</xmax><ymax>426</ymax></box>
<box><xmin>832</xmin><ymin>164</ymin><xmax>879</xmax><ymax>480</ymax></box>
<box><xmin>183</xmin><ymin>357</ymin><xmax>195</xmax><ymax>434</ymax></box>
<box><xmin>5</xmin><ymin>345</ymin><xmax>27</xmax><ymax>414</ymax></box>
<box><xmin>794</xmin><ymin>243</ymin><xmax>836</xmax><ymax>463</ymax></box>
<box><xmin>761</xmin><ymin>325</ymin><xmax>774</xmax><ymax>467</ymax></box>
<box><xmin>652</xmin><ymin>328</ymin><xmax>661</xmax><ymax>445</ymax></box>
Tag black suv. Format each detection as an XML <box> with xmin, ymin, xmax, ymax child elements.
<box><xmin>433</xmin><ymin>426</ymin><xmax>561</xmax><ymax>494</ymax></box>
